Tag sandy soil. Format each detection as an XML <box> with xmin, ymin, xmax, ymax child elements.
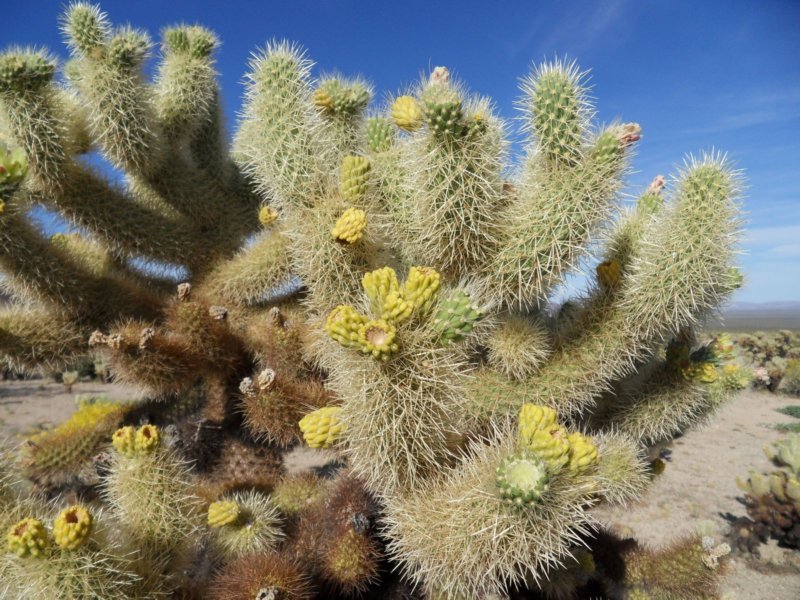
<box><xmin>595</xmin><ymin>389</ymin><xmax>800</xmax><ymax>599</ymax></box>
<box><xmin>0</xmin><ymin>379</ymin><xmax>143</xmax><ymax>439</ymax></box>
<box><xmin>2</xmin><ymin>380</ymin><xmax>799</xmax><ymax>598</ymax></box>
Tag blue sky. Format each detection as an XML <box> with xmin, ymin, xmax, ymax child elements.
<box><xmin>5</xmin><ymin>0</ymin><xmax>799</xmax><ymax>303</ymax></box>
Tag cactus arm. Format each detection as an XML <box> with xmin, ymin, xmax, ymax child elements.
<box><xmin>404</xmin><ymin>88</ymin><xmax>508</xmax><ymax>280</ymax></box>
<box><xmin>0</xmin><ymin>307</ymin><xmax>88</xmax><ymax>370</ymax></box>
<box><xmin>235</xmin><ymin>42</ymin><xmax>332</xmax><ymax>212</ymax></box>
<box><xmin>0</xmin><ymin>207</ymin><xmax>161</xmax><ymax>322</ymax></box>
<box><xmin>197</xmin><ymin>229</ymin><xmax>293</xmax><ymax>306</ymax></box>
<box><xmin>593</xmin><ymin>362</ymin><xmax>715</xmax><ymax>445</ymax></box>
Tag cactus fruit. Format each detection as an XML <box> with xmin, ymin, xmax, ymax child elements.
<box><xmin>495</xmin><ymin>453</ymin><xmax>550</xmax><ymax>506</ymax></box>
<box><xmin>298</xmin><ymin>406</ymin><xmax>345</xmax><ymax>449</ymax></box>
<box><xmin>325</xmin><ymin>304</ymin><xmax>368</xmax><ymax>348</ymax></box>
<box><xmin>7</xmin><ymin>518</ymin><xmax>48</xmax><ymax>558</ymax></box>
<box><xmin>357</xmin><ymin>319</ymin><xmax>398</xmax><ymax>360</ymax></box>
<box><xmin>331</xmin><ymin>207</ymin><xmax>367</xmax><ymax>244</ymax></box>
<box><xmin>259</xmin><ymin>206</ymin><xmax>279</xmax><ymax>226</ymax></box>
<box><xmin>339</xmin><ymin>155</ymin><xmax>371</xmax><ymax>200</ymax></box>
<box><xmin>432</xmin><ymin>289</ymin><xmax>482</xmax><ymax>344</ymax></box>
<box><xmin>518</xmin><ymin>404</ymin><xmax>558</xmax><ymax>441</ymax></box>
<box><xmin>207</xmin><ymin>490</ymin><xmax>284</xmax><ymax>559</ymax></box>
<box><xmin>567</xmin><ymin>432</ymin><xmax>599</xmax><ymax>473</ymax></box>
<box><xmin>52</xmin><ymin>505</ymin><xmax>93</xmax><ymax>550</ymax></box>
<box><xmin>391</xmin><ymin>95</ymin><xmax>422</xmax><ymax>131</ymax></box>
<box><xmin>134</xmin><ymin>424</ymin><xmax>160</xmax><ymax>453</ymax></box>
<box><xmin>208</xmin><ymin>500</ymin><xmax>240</xmax><ymax>527</ymax></box>
<box><xmin>526</xmin><ymin>425</ymin><xmax>572</xmax><ymax>470</ymax></box>
<box><xmin>402</xmin><ymin>266</ymin><xmax>441</xmax><ymax>313</ymax></box>
<box><xmin>112</xmin><ymin>425</ymin><xmax>136</xmax><ymax>456</ymax></box>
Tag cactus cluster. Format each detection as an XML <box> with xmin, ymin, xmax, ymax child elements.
<box><xmin>732</xmin><ymin>433</ymin><xmax>800</xmax><ymax>553</ymax></box>
<box><xmin>0</xmin><ymin>3</ymin><xmax>747</xmax><ymax>598</ymax></box>
<box><xmin>722</xmin><ymin>330</ymin><xmax>800</xmax><ymax>392</ymax></box>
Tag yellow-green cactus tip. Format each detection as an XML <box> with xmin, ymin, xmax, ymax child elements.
<box><xmin>53</xmin><ymin>505</ymin><xmax>93</xmax><ymax>550</ymax></box>
<box><xmin>325</xmin><ymin>304</ymin><xmax>368</xmax><ymax>349</ymax></box>
<box><xmin>391</xmin><ymin>95</ymin><xmax>422</xmax><ymax>131</ymax></box>
<box><xmin>299</xmin><ymin>406</ymin><xmax>346</xmax><ymax>449</ymax></box>
<box><xmin>331</xmin><ymin>207</ymin><xmax>367</xmax><ymax>244</ymax></box>
<box><xmin>112</xmin><ymin>425</ymin><xmax>137</xmax><ymax>456</ymax></box>
<box><xmin>135</xmin><ymin>424</ymin><xmax>161</xmax><ymax>453</ymax></box>
<box><xmin>518</xmin><ymin>404</ymin><xmax>558</xmax><ymax>443</ymax></box>
<box><xmin>524</xmin><ymin>425</ymin><xmax>571</xmax><ymax>471</ymax></box>
<box><xmin>258</xmin><ymin>206</ymin><xmax>278</xmax><ymax>226</ymax></box>
<box><xmin>7</xmin><ymin>518</ymin><xmax>48</xmax><ymax>558</ymax></box>
<box><xmin>566</xmin><ymin>432</ymin><xmax>599</xmax><ymax>473</ymax></box>
<box><xmin>403</xmin><ymin>266</ymin><xmax>441</xmax><ymax>312</ymax></box>
<box><xmin>208</xmin><ymin>500</ymin><xmax>241</xmax><ymax>528</ymax></box>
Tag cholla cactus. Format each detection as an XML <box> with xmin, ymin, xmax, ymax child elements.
<box><xmin>0</xmin><ymin>3</ymin><xmax>744</xmax><ymax>598</ymax></box>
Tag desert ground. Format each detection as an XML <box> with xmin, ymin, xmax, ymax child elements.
<box><xmin>2</xmin><ymin>380</ymin><xmax>799</xmax><ymax>599</ymax></box>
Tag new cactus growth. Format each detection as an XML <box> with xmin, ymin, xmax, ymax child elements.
<box><xmin>496</xmin><ymin>453</ymin><xmax>550</xmax><ymax>506</ymax></box>
<box><xmin>0</xmin><ymin>3</ymin><xmax>746</xmax><ymax>597</ymax></box>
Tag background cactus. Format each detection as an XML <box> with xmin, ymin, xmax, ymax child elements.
<box><xmin>0</xmin><ymin>3</ymin><xmax>747</xmax><ymax>598</ymax></box>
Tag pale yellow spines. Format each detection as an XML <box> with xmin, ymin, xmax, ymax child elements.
<box><xmin>7</xmin><ymin>518</ymin><xmax>48</xmax><ymax>558</ymax></box>
<box><xmin>298</xmin><ymin>406</ymin><xmax>346</xmax><ymax>449</ymax></box>
<box><xmin>208</xmin><ymin>500</ymin><xmax>241</xmax><ymax>527</ymax></box>
<box><xmin>326</xmin><ymin>305</ymin><xmax>368</xmax><ymax>348</ymax></box>
<box><xmin>53</xmin><ymin>505</ymin><xmax>93</xmax><ymax>550</ymax></box>
<box><xmin>566</xmin><ymin>432</ymin><xmax>599</xmax><ymax>473</ymax></box>
<box><xmin>391</xmin><ymin>95</ymin><xmax>422</xmax><ymax>131</ymax></box>
<box><xmin>331</xmin><ymin>207</ymin><xmax>367</xmax><ymax>244</ymax></box>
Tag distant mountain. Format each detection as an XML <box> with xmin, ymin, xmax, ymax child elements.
<box><xmin>710</xmin><ymin>301</ymin><xmax>800</xmax><ymax>331</ymax></box>
<box><xmin>727</xmin><ymin>301</ymin><xmax>800</xmax><ymax>312</ymax></box>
